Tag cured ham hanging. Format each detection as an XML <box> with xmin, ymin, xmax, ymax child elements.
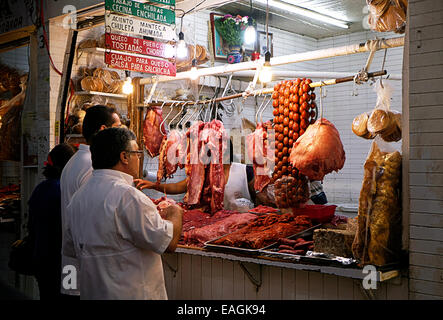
<box><xmin>289</xmin><ymin>118</ymin><xmax>346</xmax><ymax>181</ymax></box>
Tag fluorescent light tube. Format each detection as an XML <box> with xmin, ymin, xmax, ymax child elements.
<box><xmin>255</xmin><ymin>0</ymin><xmax>349</xmax><ymax>29</ymax></box>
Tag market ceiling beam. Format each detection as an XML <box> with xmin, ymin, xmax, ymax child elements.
<box><xmin>139</xmin><ymin>37</ymin><xmax>405</xmax><ymax>85</ymax></box>
<box><xmin>175</xmin><ymin>0</ymin><xmax>239</xmax><ymax>15</ymax></box>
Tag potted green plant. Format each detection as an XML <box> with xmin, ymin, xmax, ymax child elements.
<box><xmin>214</xmin><ymin>14</ymin><xmax>253</xmax><ymax>63</ymax></box>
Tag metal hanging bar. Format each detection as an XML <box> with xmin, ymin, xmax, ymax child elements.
<box><xmin>139</xmin><ymin>37</ymin><xmax>404</xmax><ymax>85</ymax></box>
<box><xmin>138</xmin><ymin>70</ymin><xmax>387</xmax><ymax>109</ymax></box>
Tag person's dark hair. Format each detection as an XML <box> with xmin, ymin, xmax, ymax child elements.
<box><xmin>82</xmin><ymin>105</ymin><xmax>117</xmax><ymax>144</ymax></box>
<box><xmin>229</xmin><ymin>138</ymin><xmax>234</xmax><ymax>163</ymax></box>
<box><xmin>43</xmin><ymin>143</ymin><xmax>76</xmax><ymax>179</ymax></box>
<box><xmin>90</xmin><ymin>127</ymin><xmax>137</xmax><ymax>170</ymax></box>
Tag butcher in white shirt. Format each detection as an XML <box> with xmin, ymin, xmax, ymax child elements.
<box><xmin>63</xmin><ymin>127</ymin><xmax>183</xmax><ymax>300</ymax></box>
<box><xmin>60</xmin><ymin>105</ymin><xmax>121</xmax><ymax>297</ymax></box>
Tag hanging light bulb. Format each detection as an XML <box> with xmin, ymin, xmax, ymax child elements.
<box><xmin>164</xmin><ymin>43</ymin><xmax>175</xmax><ymax>59</ymax></box>
<box><xmin>176</xmin><ymin>31</ymin><xmax>187</xmax><ymax>59</ymax></box>
<box><xmin>190</xmin><ymin>59</ymin><xmax>198</xmax><ymax>80</ymax></box>
<box><xmin>122</xmin><ymin>77</ymin><xmax>133</xmax><ymax>94</ymax></box>
<box><xmin>244</xmin><ymin>16</ymin><xmax>256</xmax><ymax>45</ymax></box>
<box><xmin>259</xmin><ymin>51</ymin><xmax>273</xmax><ymax>83</ymax></box>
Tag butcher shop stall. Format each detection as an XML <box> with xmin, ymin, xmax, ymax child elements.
<box><xmin>97</xmin><ymin>0</ymin><xmax>408</xmax><ymax>299</ymax></box>
<box><xmin>4</xmin><ymin>0</ymin><xmax>443</xmax><ymax>300</ymax></box>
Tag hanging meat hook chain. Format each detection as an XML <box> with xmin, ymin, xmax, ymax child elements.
<box><xmin>380</xmin><ymin>46</ymin><xmax>388</xmax><ymax>88</ymax></box>
<box><xmin>354</xmin><ymin>38</ymin><xmax>383</xmax><ymax>85</ymax></box>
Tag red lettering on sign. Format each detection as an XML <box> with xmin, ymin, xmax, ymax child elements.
<box><xmin>105</xmin><ymin>33</ymin><xmax>175</xmax><ymax>59</ymax></box>
<box><xmin>105</xmin><ymin>51</ymin><xmax>176</xmax><ymax>76</ymax></box>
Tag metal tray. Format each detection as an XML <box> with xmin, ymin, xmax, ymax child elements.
<box><xmin>203</xmin><ymin>233</ymin><xmax>260</xmax><ymax>255</ymax></box>
<box><xmin>258</xmin><ymin>224</ymin><xmax>321</xmax><ymax>252</ymax></box>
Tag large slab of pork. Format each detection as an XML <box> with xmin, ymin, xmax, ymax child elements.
<box><xmin>289</xmin><ymin>118</ymin><xmax>345</xmax><ymax>181</ymax></box>
<box><xmin>157</xmin><ymin>130</ymin><xmax>188</xmax><ymax>181</ymax></box>
<box><xmin>208</xmin><ymin>120</ymin><xmax>227</xmax><ymax>213</ymax></box>
<box><xmin>183</xmin><ymin>121</ymin><xmax>206</xmax><ymax>205</ymax></box>
<box><xmin>183</xmin><ymin>120</ymin><xmax>227</xmax><ymax>214</ymax></box>
<box><xmin>246</xmin><ymin>122</ymin><xmax>273</xmax><ymax>192</ymax></box>
<box><xmin>143</xmin><ymin>106</ymin><xmax>165</xmax><ymax>157</ymax></box>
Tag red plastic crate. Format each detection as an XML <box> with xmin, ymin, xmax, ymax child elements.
<box><xmin>291</xmin><ymin>204</ymin><xmax>337</xmax><ymax>223</ymax></box>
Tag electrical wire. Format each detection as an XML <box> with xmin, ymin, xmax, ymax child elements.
<box><xmin>266</xmin><ymin>0</ymin><xmax>269</xmax><ymax>51</ymax></box>
<box><xmin>37</xmin><ymin>0</ymin><xmax>75</xmax><ymax>125</ymax></box>
<box><xmin>38</xmin><ymin>0</ymin><xmax>62</xmax><ymax>76</ymax></box>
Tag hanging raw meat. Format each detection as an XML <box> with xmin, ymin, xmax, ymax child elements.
<box><xmin>157</xmin><ymin>129</ymin><xmax>188</xmax><ymax>181</ymax></box>
<box><xmin>183</xmin><ymin>120</ymin><xmax>227</xmax><ymax>214</ymax></box>
<box><xmin>183</xmin><ymin>121</ymin><xmax>206</xmax><ymax>206</ymax></box>
<box><xmin>246</xmin><ymin>122</ymin><xmax>273</xmax><ymax>192</ymax></box>
<box><xmin>208</xmin><ymin>120</ymin><xmax>227</xmax><ymax>213</ymax></box>
<box><xmin>157</xmin><ymin>136</ymin><xmax>168</xmax><ymax>182</ymax></box>
<box><xmin>289</xmin><ymin>118</ymin><xmax>345</xmax><ymax>181</ymax></box>
<box><xmin>143</xmin><ymin>106</ymin><xmax>166</xmax><ymax>157</ymax></box>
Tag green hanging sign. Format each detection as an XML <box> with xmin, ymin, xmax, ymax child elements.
<box><xmin>105</xmin><ymin>0</ymin><xmax>175</xmax><ymax>25</ymax></box>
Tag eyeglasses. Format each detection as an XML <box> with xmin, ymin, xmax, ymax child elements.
<box><xmin>125</xmin><ymin>150</ymin><xmax>144</xmax><ymax>159</ymax></box>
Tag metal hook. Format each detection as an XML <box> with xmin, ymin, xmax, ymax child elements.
<box><xmin>176</xmin><ymin>101</ymin><xmax>193</xmax><ymax>129</ymax></box>
<box><xmin>211</xmin><ymin>97</ymin><xmax>218</xmax><ymax>121</ymax></box>
<box><xmin>206</xmin><ymin>98</ymin><xmax>214</xmax><ymax>122</ymax></box>
<box><xmin>182</xmin><ymin>100</ymin><xmax>200</xmax><ymax>129</ymax></box>
<box><xmin>160</xmin><ymin>101</ymin><xmax>176</xmax><ymax>136</ymax></box>
<box><xmin>169</xmin><ymin>101</ymin><xmax>187</xmax><ymax>130</ymax></box>
<box><xmin>319</xmin><ymin>82</ymin><xmax>326</xmax><ymax>121</ymax></box>
<box><xmin>198</xmin><ymin>76</ymin><xmax>206</xmax><ymax>99</ymax></box>
<box><xmin>255</xmin><ymin>94</ymin><xmax>268</xmax><ymax>124</ymax></box>
<box><xmin>259</xmin><ymin>95</ymin><xmax>272</xmax><ymax>123</ymax></box>
<box><xmin>197</xmin><ymin>102</ymin><xmax>205</xmax><ymax>122</ymax></box>
<box><xmin>205</xmin><ymin>98</ymin><xmax>214</xmax><ymax>122</ymax></box>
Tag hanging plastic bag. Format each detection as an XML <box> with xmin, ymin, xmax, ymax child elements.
<box><xmin>229</xmin><ymin>198</ymin><xmax>255</xmax><ymax>213</ymax></box>
<box><xmin>367</xmin><ymin>0</ymin><xmax>408</xmax><ymax>34</ymax></box>
<box><xmin>367</xmin><ymin>79</ymin><xmax>402</xmax><ymax>142</ymax></box>
<box><xmin>353</xmin><ymin>79</ymin><xmax>402</xmax><ymax>142</ymax></box>
<box><xmin>352</xmin><ymin>136</ymin><xmax>402</xmax><ymax>266</ymax></box>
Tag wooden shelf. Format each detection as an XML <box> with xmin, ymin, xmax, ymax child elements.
<box><xmin>74</xmin><ymin>91</ymin><xmax>128</xmax><ymax>100</ymax></box>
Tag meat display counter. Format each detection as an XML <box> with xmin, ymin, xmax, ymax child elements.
<box><xmin>162</xmin><ymin>245</ymin><xmax>407</xmax><ymax>300</ymax></box>
<box><xmin>173</xmin><ymin>245</ymin><xmax>402</xmax><ymax>283</ymax></box>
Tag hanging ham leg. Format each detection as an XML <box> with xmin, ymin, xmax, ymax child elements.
<box><xmin>289</xmin><ymin>118</ymin><xmax>345</xmax><ymax>181</ymax></box>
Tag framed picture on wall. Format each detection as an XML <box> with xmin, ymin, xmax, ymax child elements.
<box><xmin>258</xmin><ymin>31</ymin><xmax>273</xmax><ymax>56</ymax></box>
<box><xmin>209</xmin><ymin>13</ymin><xmax>229</xmax><ymax>61</ymax></box>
